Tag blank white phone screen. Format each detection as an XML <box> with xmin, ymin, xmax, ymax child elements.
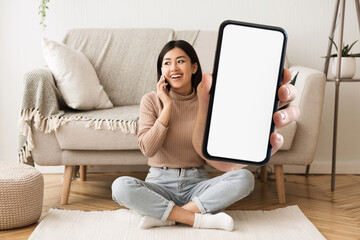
<box><xmin>207</xmin><ymin>24</ymin><xmax>285</xmax><ymax>162</ymax></box>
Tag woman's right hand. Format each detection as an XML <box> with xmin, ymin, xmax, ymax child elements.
<box><xmin>157</xmin><ymin>75</ymin><xmax>172</xmax><ymax>127</ymax></box>
<box><xmin>157</xmin><ymin>75</ymin><xmax>172</xmax><ymax>108</ymax></box>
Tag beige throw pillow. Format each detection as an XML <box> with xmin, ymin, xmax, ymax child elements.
<box><xmin>42</xmin><ymin>38</ymin><xmax>113</xmax><ymax>110</ymax></box>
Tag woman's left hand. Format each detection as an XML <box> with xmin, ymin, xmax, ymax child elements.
<box><xmin>193</xmin><ymin>68</ymin><xmax>300</xmax><ymax>172</ymax></box>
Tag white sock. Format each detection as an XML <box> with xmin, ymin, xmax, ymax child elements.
<box><xmin>193</xmin><ymin>212</ymin><xmax>234</xmax><ymax>231</ymax></box>
<box><xmin>138</xmin><ymin>216</ymin><xmax>176</xmax><ymax>229</ymax></box>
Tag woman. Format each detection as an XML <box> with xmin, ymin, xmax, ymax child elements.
<box><xmin>112</xmin><ymin>40</ymin><xmax>299</xmax><ymax>231</ymax></box>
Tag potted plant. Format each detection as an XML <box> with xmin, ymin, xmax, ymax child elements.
<box><xmin>324</xmin><ymin>37</ymin><xmax>360</xmax><ymax>79</ymax></box>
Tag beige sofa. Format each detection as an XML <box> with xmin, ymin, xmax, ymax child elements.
<box><xmin>19</xmin><ymin>29</ymin><xmax>326</xmax><ymax>205</ymax></box>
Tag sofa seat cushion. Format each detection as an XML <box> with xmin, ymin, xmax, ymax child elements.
<box><xmin>54</xmin><ymin>106</ymin><xmax>140</xmax><ymax>150</ymax></box>
<box><xmin>54</xmin><ymin>105</ymin><xmax>296</xmax><ymax>151</ymax></box>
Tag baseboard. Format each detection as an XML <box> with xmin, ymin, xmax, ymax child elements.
<box><xmin>36</xmin><ymin>160</ymin><xmax>360</xmax><ymax>174</ymax></box>
<box><xmin>247</xmin><ymin>160</ymin><xmax>360</xmax><ymax>174</ymax></box>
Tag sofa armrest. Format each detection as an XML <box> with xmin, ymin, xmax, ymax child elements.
<box><xmin>270</xmin><ymin>66</ymin><xmax>326</xmax><ymax>165</ymax></box>
<box><xmin>22</xmin><ymin>68</ymin><xmax>67</xmax><ymax>114</ymax></box>
<box><xmin>288</xmin><ymin>66</ymin><xmax>326</xmax><ymax>109</ymax></box>
<box><xmin>19</xmin><ymin>68</ymin><xmax>68</xmax><ymax>164</ymax></box>
<box><xmin>276</xmin><ymin>66</ymin><xmax>325</xmax><ymax>151</ymax></box>
<box><xmin>278</xmin><ymin>121</ymin><xmax>297</xmax><ymax>150</ymax></box>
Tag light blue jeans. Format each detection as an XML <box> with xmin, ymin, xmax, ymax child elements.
<box><xmin>111</xmin><ymin>166</ymin><xmax>254</xmax><ymax>221</ymax></box>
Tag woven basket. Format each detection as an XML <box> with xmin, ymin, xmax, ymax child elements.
<box><xmin>0</xmin><ymin>162</ymin><xmax>44</xmax><ymax>230</ymax></box>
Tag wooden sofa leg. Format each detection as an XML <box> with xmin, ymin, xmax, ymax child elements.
<box><xmin>61</xmin><ymin>166</ymin><xmax>73</xmax><ymax>205</ymax></box>
<box><xmin>260</xmin><ymin>165</ymin><xmax>268</xmax><ymax>183</ymax></box>
<box><xmin>305</xmin><ymin>165</ymin><xmax>310</xmax><ymax>177</ymax></box>
<box><xmin>80</xmin><ymin>165</ymin><xmax>87</xmax><ymax>181</ymax></box>
<box><xmin>274</xmin><ymin>164</ymin><xmax>286</xmax><ymax>204</ymax></box>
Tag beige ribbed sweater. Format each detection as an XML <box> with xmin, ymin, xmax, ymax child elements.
<box><xmin>138</xmin><ymin>88</ymin><xmax>206</xmax><ymax>168</ymax></box>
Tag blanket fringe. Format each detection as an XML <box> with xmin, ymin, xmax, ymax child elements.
<box><xmin>85</xmin><ymin>118</ymin><xmax>137</xmax><ymax>134</ymax></box>
<box><xmin>18</xmin><ymin>108</ymin><xmax>138</xmax><ymax>163</ymax></box>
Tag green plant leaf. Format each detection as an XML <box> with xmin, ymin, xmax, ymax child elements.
<box><xmin>325</xmin><ymin>37</ymin><xmax>359</xmax><ymax>58</ymax></box>
<box><xmin>323</xmin><ymin>54</ymin><xmax>335</xmax><ymax>66</ymax></box>
<box><xmin>329</xmin><ymin>37</ymin><xmax>338</xmax><ymax>52</ymax></box>
<box><xmin>343</xmin><ymin>45</ymin><xmax>350</xmax><ymax>56</ymax></box>
<box><xmin>348</xmin><ymin>40</ymin><xmax>358</xmax><ymax>52</ymax></box>
<box><xmin>290</xmin><ymin>72</ymin><xmax>299</xmax><ymax>85</ymax></box>
<box><xmin>322</xmin><ymin>54</ymin><xmax>337</xmax><ymax>59</ymax></box>
<box><xmin>39</xmin><ymin>0</ymin><xmax>50</xmax><ymax>31</ymax></box>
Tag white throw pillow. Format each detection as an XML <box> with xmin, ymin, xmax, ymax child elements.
<box><xmin>42</xmin><ymin>38</ymin><xmax>113</xmax><ymax>110</ymax></box>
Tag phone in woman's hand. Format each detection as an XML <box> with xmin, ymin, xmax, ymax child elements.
<box><xmin>161</xmin><ymin>69</ymin><xmax>170</xmax><ymax>91</ymax></box>
<box><xmin>202</xmin><ymin>20</ymin><xmax>287</xmax><ymax>166</ymax></box>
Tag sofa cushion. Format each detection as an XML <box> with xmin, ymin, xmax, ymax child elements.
<box><xmin>54</xmin><ymin>106</ymin><xmax>140</xmax><ymax>150</ymax></box>
<box><xmin>52</xmin><ymin>100</ymin><xmax>296</xmax><ymax>152</ymax></box>
<box><xmin>62</xmin><ymin>29</ymin><xmax>175</xmax><ymax>107</ymax></box>
<box><xmin>42</xmin><ymin>38</ymin><xmax>113</xmax><ymax>110</ymax></box>
<box><xmin>193</xmin><ymin>31</ymin><xmax>218</xmax><ymax>74</ymax></box>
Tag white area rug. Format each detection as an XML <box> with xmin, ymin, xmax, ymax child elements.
<box><xmin>29</xmin><ymin>205</ymin><xmax>326</xmax><ymax>240</ymax></box>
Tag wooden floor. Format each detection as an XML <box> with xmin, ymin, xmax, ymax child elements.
<box><xmin>1</xmin><ymin>172</ymin><xmax>359</xmax><ymax>240</ymax></box>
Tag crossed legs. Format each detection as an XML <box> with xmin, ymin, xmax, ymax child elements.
<box><xmin>111</xmin><ymin>168</ymin><xmax>254</xmax><ymax>231</ymax></box>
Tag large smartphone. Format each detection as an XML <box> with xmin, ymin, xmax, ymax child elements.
<box><xmin>202</xmin><ymin>20</ymin><xmax>287</xmax><ymax>166</ymax></box>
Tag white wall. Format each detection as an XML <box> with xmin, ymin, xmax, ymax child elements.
<box><xmin>0</xmin><ymin>0</ymin><xmax>359</xmax><ymax>174</ymax></box>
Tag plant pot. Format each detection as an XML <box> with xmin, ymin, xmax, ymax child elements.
<box><xmin>330</xmin><ymin>57</ymin><xmax>356</xmax><ymax>79</ymax></box>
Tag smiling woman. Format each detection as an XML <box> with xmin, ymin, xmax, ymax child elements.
<box><xmin>110</xmin><ymin>40</ymin><xmax>259</xmax><ymax>232</ymax></box>
<box><xmin>160</xmin><ymin>50</ymin><xmax>197</xmax><ymax>95</ymax></box>
<box><xmin>156</xmin><ymin>40</ymin><xmax>202</xmax><ymax>95</ymax></box>
<box><xmin>110</xmin><ymin>35</ymin><xmax>300</xmax><ymax>230</ymax></box>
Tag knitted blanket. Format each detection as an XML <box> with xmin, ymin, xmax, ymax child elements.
<box><xmin>18</xmin><ymin>29</ymin><xmax>199</xmax><ymax>165</ymax></box>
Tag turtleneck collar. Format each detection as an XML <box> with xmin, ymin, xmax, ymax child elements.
<box><xmin>169</xmin><ymin>88</ymin><xmax>196</xmax><ymax>101</ymax></box>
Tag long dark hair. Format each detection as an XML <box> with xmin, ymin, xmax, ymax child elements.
<box><xmin>157</xmin><ymin>40</ymin><xmax>202</xmax><ymax>91</ymax></box>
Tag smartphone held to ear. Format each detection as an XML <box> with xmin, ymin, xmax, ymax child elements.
<box><xmin>161</xmin><ymin>68</ymin><xmax>169</xmax><ymax>90</ymax></box>
<box><xmin>202</xmin><ymin>20</ymin><xmax>288</xmax><ymax>166</ymax></box>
